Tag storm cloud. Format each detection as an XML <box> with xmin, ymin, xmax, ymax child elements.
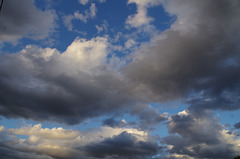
<box><xmin>0</xmin><ymin>0</ymin><xmax>56</xmax><ymax>43</ymax></box>
<box><xmin>0</xmin><ymin>0</ymin><xmax>240</xmax><ymax>158</ymax></box>
<box><xmin>84</xmin><ymin>131</ymin><xmax>159</xmax><ymax>159</ymax></box>
<box><xmin>124</xmin><ymin>0</ymin><xmax>240</xmax><ymax>111</ymax></box>
<box><xmin>0</xmin><ymin>37</ymin><xmax>137</xmax><ymax>124</ymax></box>
<box><xmin>161</xmin><ymin>109</ymin><xmax>240</xmax><ymax>158</ymax></box>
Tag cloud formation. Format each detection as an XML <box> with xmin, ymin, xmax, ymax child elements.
<box><xmin>124</xmin><ymin>0</ymin><xmax>240</xmax><ymax>111</ymax></box>
<box><xmin>0</xmin><ymin>124</ymin><xmax>157</xmax><ymax>159</ymax></box>
<box><xmin>84</xmin><ymin>131</ymin><xmax>159</xmax><ymax>159</ymax></box>
<box><xmin>1</xmin><ymin>0</ymin><xmax>240</xmax><ymax>158</ymax></box>
<box><xmin>161</xmin><ymin>109</ymin><xmax>240</xmax><ymax>158</ymax></box>
<box><xmin>0</xmin><ymin>0</ymin><xmax>56</xmax><ymax>43</ymax></box>
<box><xmin>1</xmin><ymin>0</ymin><xmax>240</xmax><ymax>127</ymax></box>
<box><xmin>0</xmin><ymin>37</ymin><xmax>136</xmax><ymax>124</ymax></box>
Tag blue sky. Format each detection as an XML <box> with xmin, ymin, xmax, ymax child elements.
<box><xmin>0</xmin><ymin>0</ymin><xmax>240</xmax><ymax>159</ymax></box>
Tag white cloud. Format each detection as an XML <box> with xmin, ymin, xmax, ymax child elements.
<box><xmin>9</xmin><ymin>124</ymin><xmax>79</xmax><ymax>140</ymax></box>
<box><xmin>124</xmin><ymin>39</ymin><xmax>137</xmax><ymax>49</ymax></box>
<box><xmin>95</xmin><ymin>20</ymin><xmax>109</xmax><ymax>33</ymax></box>
<box><xmin>78</xmin><ymin>0</ymin><xmax>106</xmax><ymax>5</ymax></box>
<box><xmin>60</xmin><ymin>36</ymin><xmax>110</xmax><ymax>75</ymax></box>
<box><xmin>1</xmin><ymin>124</ymin><xmax>150</xmax><ymax>159</ymax></box>
<box><xmin>63</xmin><ymin>3</ymin><xmax>97</xmax><ymax>31</ymax></box>
<box><xmin>126</xmin><ymin>0</ymin><xmax>162</xmax><ymax>28</ymax></box>
<box><xmin>0</xmin><ymin>126</ymin><xmax>4</xmax><ymax>132</ymax></box>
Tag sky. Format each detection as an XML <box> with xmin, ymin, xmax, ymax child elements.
<box><xmin>0</xmin><ymin>0</ymin><xmax>240</xmax><ymax>159</ymax></box>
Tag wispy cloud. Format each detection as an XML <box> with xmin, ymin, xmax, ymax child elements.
<box><xmin>63</xmin><ymin>3</ymin><xmax>97</xmax><ymax>31</ymax></box>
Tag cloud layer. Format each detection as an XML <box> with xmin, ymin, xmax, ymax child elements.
<box><xmin>0</xmin><ymin>124</ymin><xmax>157</xmax><ymax>159</ymax></box>
<box><xmin>1</xmin><ymin>0</ymin><xmax>240</xmax><ymax>158</ymax></box>
<box><xmin>161</xmin><ymin>109</ymin><xmax>240</xmax><ymax>159</ymax></box>
<box><xmin>124</xmin><ymin>0</ymin><xmax>240</xmax><ymax>111</ymax></box>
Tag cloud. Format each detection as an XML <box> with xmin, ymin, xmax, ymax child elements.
<box><xmin>0</xmin><ymin>36</ymin><xmax>137</xmax><ymax>124</ymax></box>
<box><xmin>102</xmin><ymin>118</ymin><xmax>129</xmax><ymax>128</ymax></box>
<box><xmin>0</xmin><ymin>124</ymin><xmax>157</xmax><ymax>159</ymax></box>
<box><xmin>9</xmin><ymin>124</ymin><xmax>79</xmax><ymax>140</ymax></box>
<box><xmin>234</xmin><ymin>122</ymin><xmax>240</xmax><ymax>129</ymax></box>
<box><xmin>1</xmin><ymin>0</ymin><xmax>240</xmax><ymax>126</ymax></box>
<box><xmin>0</xmin><ymin>0</ymin><xmax>56</xmax><ymax>43</ymax></box>
<box><xmin>123</xmin><ymin>0</ymin><xmax>240</xmax><ymax>111</ymax></box>
<box><xmin>126</xmin><ymin>0</ymin><xmax>162</xmax><ymax>28</ymax></box>
<box><xmin>95</xmin><ymin>20</ymin><xmax>109</xmax><ymax>33</ymax></box>
<box><xmin>130</xmin><ymin>104</ymin><xmax>168</xmax><ymax>129</ymax></box>
<box><xmin>161</xmin><ymin>109</ymin><xmax>240</xmax><ymax>158</ymax></box>
<box><xmin>63</xmin><ymin>3</ymin><xmax>97</xmax><ymax>31</ymax></box>
<box><xmin>78</xmin><ymin>0</ymin><xmax>106</xmax><ymax>5</ymax></box>
<box><xmin>84</xmin><ymin>131</ymin><xmax>159</xmax><ymax>159</ymax></box>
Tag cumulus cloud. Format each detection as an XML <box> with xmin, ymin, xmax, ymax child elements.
<box><xmin>1</xmin><ymin>0</ymin><xmax>240</xmax><ymax>158</ymax></box>
<box><xmin>161</xmin><ymin>109</ymin><xmax>240</xmax><ymax>158</ymax></box>
<box><xmin>0</xmin><ymin>0</ymin><xmax>56</xmax><ymax>43</ymax></box>
<box><xmin>124</xmin><ymin>0</ymin><xmax>240</xmax><ymax>111</ymax></box>
<box><xmin>84</xmin><ymin>131</ymin><xmax>159</xmax><ymax>159</ymax></box>
<box><xmin>0</xmin><ymin>36</ymin><xmax>136</xmax><ymax>124</ymax></box>
<box><xmin>63</xmin><ymin>3</ymin><xmax>97</xmax><ymax>31</ymax></box>
<box><xmin>1</xmin><ymin>0</ymin><xmax>240</xmax><ymax>127</ymax></box>
<box><xmin>9</xmin><ymin>124</ymin><xmax>79</xmax><ymax>140</ymax></box>
<box><xmin>0</xmin><ymin>124</ymin><xmax>158</xmax><ymax>159</ymax></box>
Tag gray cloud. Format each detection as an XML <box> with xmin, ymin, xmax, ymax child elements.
<box><xmin>161</xmin><ymin>109</ymin><xmax>240</xmax><ymax>158</ymax></box>
<box><xmin>0</xmin><ymin>0</ymin><xmax>239</xmax><ymax>128</ymax></box>
<box><xmin>0</xmin><ymin>0</ymin><xmax>240</xmax><ymax>158</ymax></box>
<box><xmin>84</xmin><ymin>131</ymin><xmax>160</xmax><ymax>159</ymax></box>
<box><xmin>0</xmin><ymin>0</ymin><xmax>239</xmax><ymax>127</ymax></box>
<box><xmin>0</xmin><ymin>124</ymin><xmax>157</xmax><ymax>159</ymax></box>
<box><xmin>130</xmin><ymin>104</ymin><xmax>168</xmax><ymax>130</ymax></box>
<box><xmin>234</xmin><ymin>122</ymin><xmax>240</xmax><ymax>129</ymax></box>
<box><xmin>123</xmin><ymin>0</ymin><xmax>240</xmax><ymax>111</ymax></box>
<box><xmin>102</xmin><ymin>118</ymin><xmax>129</xmax><ymax>128</ymax></box>
<box><xmin>0</xmin><ymin>37</ymin><xmax>138</xmax><ymax>125</ymax></box>
<box><xmin>0</xmin><ymin>0</ymin><xmax>56</xmax><ymax>43</ymax></box>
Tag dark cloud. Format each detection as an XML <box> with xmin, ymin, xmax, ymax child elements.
<box><xmin>0</xmin><ymin>145</ymin><xmax>54</xmax><ymax>159</ymax></box>
<box><xmin>234</xmin><ymin>122</ymin><xmax>240</xmax><ymax>129</ymax></box>
<box><xmin>0</xmin><ymin>0</ymin><xmax>56</xmax><ymax>42</ymax></box>
<box><xmin>130</xmin><ymin>104</ymin><xmax>168</xmax><ymax>129</ymax></box>
<box><xmin>161</xmin><ymin>109</ymin><xmax>239</xmax><ymax>158</ymax></box>
<box><xmin>0</xmin><ymin>128</ymin><xmax>54</xmax><ymax>159</ymax></box>
<box><xmin>84</xmin><ymin>131</ymin><xmax>160</xmax><ymax>159</ymax></box>
<box><xmin>102</xmin><ymin>118</ymin><xmax>128</xmax><ymax>128</ymax></box>
<box><xmin>0</xmin><ymin>0</ymin><xmax>240</xmax><ymax>158</ymax></box>
<box><xmin>0</xmin><ymin>39</ymin><xmax>138</xmax><ymax>125</ymax></box>
<box><xmin>0</xmin><ymin>0</ymin><xmax>239</xmax><ymax>126</ymax></box>
<box><xmin>0</xmin><ymin>125</ymin><xmax>162</xmax><ymax>159</ymax></box>
<box><xmin>123</xmin><ymin>0</ymin><xmax>240</xmax><ymax>111</ymax></box>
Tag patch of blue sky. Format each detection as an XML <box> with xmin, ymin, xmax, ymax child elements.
<box><xmin>148</xmin><ymin>4</ymin><xmax>175</xmax><ymax>32</ymax></box>
<box><xmin>0</xmin><ymin>116</ymin><xmax>24</xmax><ymax>129</ymax></box>
<box><xmin>216</xmin><ymin>109</ymin><xmax>240</xmax><ymax>128</ymax></box>
<box><xmin>150</xmin><ymin>101</ymin><xmax>188</xmax><ymax>115</ymax></box>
